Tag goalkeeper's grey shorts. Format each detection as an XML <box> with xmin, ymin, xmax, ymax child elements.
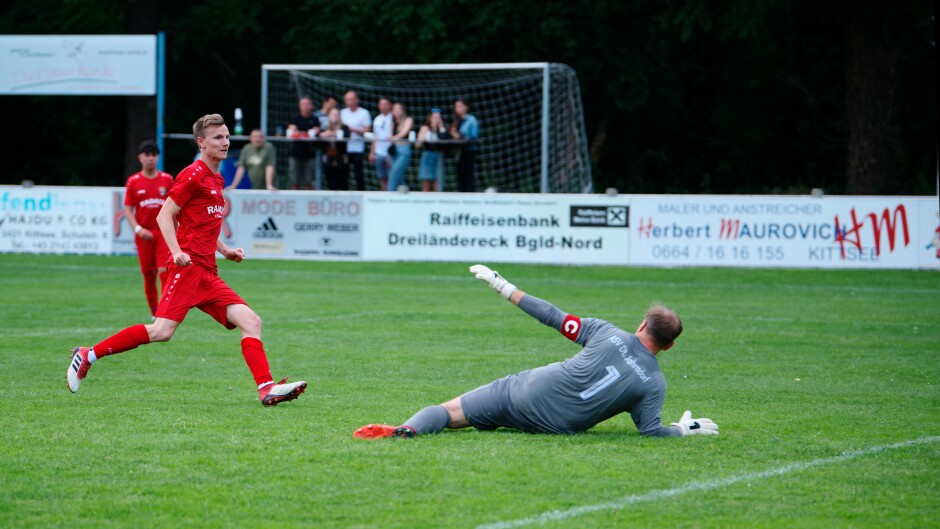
<box><xmin>460</xmin><ymin>374</ymin><xmax>540</xmax><ymax>433</ymax></box>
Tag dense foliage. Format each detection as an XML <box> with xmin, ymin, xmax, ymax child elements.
<box><xmin>0</xmin><ymin>0</ymin><xmax>934</xmax><ymax>194</ymax></box>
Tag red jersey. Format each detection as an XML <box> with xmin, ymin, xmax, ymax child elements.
<box><xmin>167</xmin><ymin>159</ymin><xmax>226</xmax><ymax>272</ymax></box>
<box><xmin>124</xmin><ymin>171</ymin><xmax>174</xmax><ymax>229</ymax></box>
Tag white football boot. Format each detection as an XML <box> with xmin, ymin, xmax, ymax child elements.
<box><xmin>66</xmin><ymin>347</ymin><xmax>92</xmax><ymax>393</ymax></box>
<box><xmin>258</xmin><ymin>377</ymin><xmax>307</xmax><ymax>406</ymax></box>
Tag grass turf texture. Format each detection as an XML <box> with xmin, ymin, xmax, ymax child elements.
<box><xmin>0</xmin><ymin>254</ymin><xmax>938</xmax><ymax>528</ymax></box>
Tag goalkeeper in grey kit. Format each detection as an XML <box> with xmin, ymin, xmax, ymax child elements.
<box><xmin>354</xmin><ymin>265</ymin><xmax>718</xmax><ymax>439</ymax></box>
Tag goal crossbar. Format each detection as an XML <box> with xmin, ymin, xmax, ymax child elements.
<box><xmin>262</xmin><ymin>63</ymin><xmax>550</xmax><ymax>72</ymax></box>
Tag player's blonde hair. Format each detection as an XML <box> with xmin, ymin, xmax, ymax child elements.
<box><xmin>645</xmin><ymin>305</ymin><xmax>682</xmax><ymax>349</ymax></box>
<box><xmin>192</xmin><ymin>113</ymin><xmax>226</xmax><ymax>142</ymax></box>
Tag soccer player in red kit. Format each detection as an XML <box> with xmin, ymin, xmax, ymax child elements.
<box><xmin>67</xmin><ymin>114</ymin><xmax>307</xmax><ymax>406</ymax></box>
<box><xmin>124</xmin><ymin>140</ymin><xmax>174</xmax><ymax>317</ymax></box>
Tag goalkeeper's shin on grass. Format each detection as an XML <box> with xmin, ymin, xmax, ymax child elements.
<box><xmin>402</xmin><ymin>405</ymin><xmax>451</xmax><ymax>436</ymax></box>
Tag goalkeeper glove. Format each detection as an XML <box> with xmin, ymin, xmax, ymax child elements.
<box><xmin>469</xmin><ymin>264</ymin><xmax>517</xmax><ymax>299</ymax></box>
<box><xmin>671</xmin><ymin>410</ymin><xmax>719</xmax><ymax>436</ymax></box>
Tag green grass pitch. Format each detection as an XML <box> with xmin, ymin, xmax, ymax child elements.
<box><xmin>1</xmin><ymin>254</ymin><xmax>938</xmax><ymax>528</ymax></box>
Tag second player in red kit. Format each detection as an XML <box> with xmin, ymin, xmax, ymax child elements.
<box><xmin>123</xmin><ymin>140</ymin><xmax>174</xmax><ymax>316</ymax></box>
<box><xmin>67</xmin><ymin>114</ymin><xmax>307</xmax><ymax>406</ymax></box>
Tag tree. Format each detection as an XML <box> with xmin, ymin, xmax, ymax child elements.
<box><xmin>842</xmin><ymin>4</ymin><xmax>930</xmax><ymax>194</ymax></box>
<box><xmin>0</xmin><ymin>0</ymin><xmax>934</xmax><ymax>195</ymax></box>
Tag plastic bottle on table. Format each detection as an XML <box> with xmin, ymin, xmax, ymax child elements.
<box><xmin>234</xmin><ymin>108</ymin><xmax>244</xmax><ymax>135</ymax></box>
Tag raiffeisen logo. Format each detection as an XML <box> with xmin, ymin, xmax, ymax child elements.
<box><xmin>0</xmin><ymin>192</ymin><xmax>54</xmax><ymax>212</ymax></box>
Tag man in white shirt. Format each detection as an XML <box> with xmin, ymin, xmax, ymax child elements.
<box><xmin>369</xmin><ymin>97</ymin><xmax>393</xmax><ymax>190</ymax></box>
<box><xmin>340</xmin><ymin>90</ymin><xmax>372</xmax><ymax>190</ymax></box>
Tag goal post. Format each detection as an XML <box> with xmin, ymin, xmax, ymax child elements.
<box><xmin>261</xmin><ymin>63</ymin><xmax>592</xmax><ymax>193</ymax></box>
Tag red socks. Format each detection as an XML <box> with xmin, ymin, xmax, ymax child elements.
<box><xmin>241</xmin><ymin>337</ymin><xmax>273</xmax><ymax>387</ymax></box>
<box><xmin>93</xmin><ymin>324</ymin><xmax>151</xmax><ymax>358</ymax></box>
<box><xmin>90</xmin><ymin>328</ymin><xmax>273</xmax><ymax>389</ymax></box>
<box><xmin>143</xmin><ymin>272</ymin><xmax>159</xmax><ymax>316</ymax></box>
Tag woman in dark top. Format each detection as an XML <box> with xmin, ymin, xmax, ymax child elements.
<box><xmin>318</xmin><ymin>108</ymin><xmax>351</xmax><ymax>191</ymax></box>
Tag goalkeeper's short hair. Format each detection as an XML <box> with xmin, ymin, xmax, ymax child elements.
<box><xmin>645</xmin><ymin>305</ymin><xmax>682</xmax><ymax>349</ymax></box>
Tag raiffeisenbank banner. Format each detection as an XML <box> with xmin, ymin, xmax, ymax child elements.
<box><xmin>629</xmin><ymin>195</ymin><xmax>940</xmax><ymax>269</ymax></box>
<box><xmin>361</xmin><ymin>193</ymin><xmax>631</xmax><ymax>264</ymax></box>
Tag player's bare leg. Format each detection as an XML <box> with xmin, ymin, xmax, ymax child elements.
<box><xmin>67</xmin><ymin>318</ymin><xmax>179</xmax><ymax>393</ymax></box>
<box><xmin>227</xmin><ymin>303</ymin><xmax>306</xmax><ymax>406</ymax></box>
<box><xmin>147</xmin><ymin>317</ymin><xmax>180</xmax><ymax>342</ymax></box>
<box><xmin>354</xmin><ymin>396</ymin><xmax>469</xmax><ymax>439</ymax></box>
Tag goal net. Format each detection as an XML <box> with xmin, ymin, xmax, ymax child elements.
<box><xmin>261</xmin><ymin>63</ymin><xmax>592</xmax><ymax>193</ymax></box>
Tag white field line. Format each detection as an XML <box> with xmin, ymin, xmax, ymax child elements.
<box><xmin>476</xmin><ymin>435</ymin><xmax>940</xmax><ymax>529</ymax></box>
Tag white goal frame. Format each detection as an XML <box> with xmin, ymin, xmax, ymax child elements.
<box><xmin>261</xmin><ymin>63</ymin><xmax>590</xmax><ymax>193</ymax></box>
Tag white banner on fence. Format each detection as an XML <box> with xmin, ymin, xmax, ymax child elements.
<box><xmin>0</xmin><ymin>187</ymin><xmax>113</xmax><ymax>254</ymax></box>
<box><xmin>1</xmin><ymin>186</ymin><xmax>937</xmax><ymax>270</ymax></box>
<box><xmin>629</xmin><ymin>195</ymin><xmax>940</xmax><ymax>269</ymax></box>
<box><xmin>0</xmin><ymin>35</ymin><xmax>156</xmax><ymax>95</ymax></box>
<box><xmin>224</xmin><ymin>191</ymin><xmax>363</xmax><ymax>260</ymax></box>
<box><xmin>362</xmin><ymin>193</ymin><xmax>631</xmax><ymax>264</ymax></box>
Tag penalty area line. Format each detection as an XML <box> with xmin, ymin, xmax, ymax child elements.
<box><xmin>475</xmin><ymin>435</ymin><xmax>940</xmax><ymax>529</ymax></box>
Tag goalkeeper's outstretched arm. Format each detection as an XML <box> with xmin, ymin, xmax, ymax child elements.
<box><xmin>469</xmin><ymin>264</ymin><xmax>585</xmax><ymax>343</ymax></box>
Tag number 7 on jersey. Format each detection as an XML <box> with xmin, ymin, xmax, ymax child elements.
<box><xmin>579</xmin><ymin>365</ymin><xmax>622</xmax><ymax>400</ymax></box>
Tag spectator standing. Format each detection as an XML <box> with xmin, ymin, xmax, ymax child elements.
<box><xmin>449</xmin><ymin>98</ymin><xmax>479</xmax><ymax>192</ymax></box>
<box><xmin>340</xmin><ymin>90</ymin><xmax>372</xmax><ymax>190</ymax></box>
<box><xmin>314</xmin><ymin>95</ymin><xmax>337</xmax><ymax>130</ymax></box>
<box><xmin>318</xmin><ymin>108</ymin><xmax>351</xmax><ymax>191</ymax></box>
<box><xmin>417</xmin><ymin>108</ymin><xmax>448</xmax><ymax>192</ymax></box>
<box><xmin>285</xmin><ymin>96</ymin><xmax>319</xmax><ymax>190</ymax></box>
<box><xmin>369</xmin><ymin>97</ymin><xmax>393</xmax><ymax>190</ymax></box>
<box><xmin>387</xmin><ymin>102</ymin><xmax>414</xmax><ymax>192</ymax></box>
<box><xmin>227</xmin><ymin>129</ymin><xmax>276</xmax><ymax>191</ymax></box>
<box><xmin>312</xmin><ymin>95</ymin><xmax>337</xmax><ymax>190</ymax></box>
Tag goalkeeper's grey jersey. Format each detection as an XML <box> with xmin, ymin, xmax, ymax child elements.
<box><xmin>509</xmin><ymin>295</ymin><xmax>677</xmax><ymax>436</ymax></box>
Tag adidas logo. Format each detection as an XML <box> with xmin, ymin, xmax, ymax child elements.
<box><xmin>253</xmin><ymin>217</ymin><xmax>284</xmax><ymax>239</ymax></box>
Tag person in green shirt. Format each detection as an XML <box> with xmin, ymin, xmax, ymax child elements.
<box><xmin>227</xmin><ymin>129</ymin><xmax>277</xmax><ymax>190</ymax></box>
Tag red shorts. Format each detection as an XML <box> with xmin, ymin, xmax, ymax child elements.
<box><xmin>135</xmin><ymin>232</ymin><xmax>171</xmax><ymax>274</ymax></box>
<box><xmin>155</xmin><ymin>263</ymin><xmax>247</xmax><ymax>329</ymax></box>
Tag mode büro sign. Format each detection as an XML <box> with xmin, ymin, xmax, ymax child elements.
<box><xmin>224</xmin><ymin>192</ymin><xmax>364</xmax><ymax>260</ymax></box>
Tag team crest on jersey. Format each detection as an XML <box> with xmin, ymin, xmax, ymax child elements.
<box><xmin>159</xmin><ymin>187</ymin><xmax>166</xmax><ymax>196</ymax></box>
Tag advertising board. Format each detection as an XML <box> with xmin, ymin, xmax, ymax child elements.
<box><xmin>361</xmin><ymin>193</ymin><xmax>631</xmax><ymax>265</ymax></box>
<box><xmin>0</xmin><ymin>35</ymin><xmax>156</xmax><ymax>95</ymax></box>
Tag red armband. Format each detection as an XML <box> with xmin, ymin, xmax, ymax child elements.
<box><xmin>561</xmin><ymin>314</ymin><xmax>582</xmax><ymax>342</ymax></box>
